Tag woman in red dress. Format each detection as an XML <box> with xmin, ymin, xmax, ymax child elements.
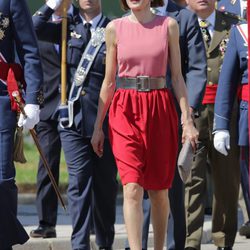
<box><xmin>91</xmin><ymin>0</ymin><xmax>198</xmax><ymax>249</ymax></box>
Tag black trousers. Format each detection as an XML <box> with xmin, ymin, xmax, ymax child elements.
<box><xmin>35</xmin><ymin>119</ymin><xmax>61</xmax><ymax>226</ymax></box>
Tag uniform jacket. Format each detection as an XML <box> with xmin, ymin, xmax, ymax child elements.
<box><xmin>33</xmin><ymin>4</ymin><xmax>109</xmax><ymax>137</ymax></box>
<box><xmin>38</xmin><ymin>6</ymin><xmax>78</xmax><ymax>121</ymax></box>
<box><xmin>0</xmin><ymin>0</ymin><xmax>43</xmax><ymax>104</ymax></box>
<box><xmin>217</xmin><ymin>0</ymin><xmax>245</xmax><ymax>18</ymax></box>
<box><xmin>166</xmin><ymin>0</ymin><xmax>207</xmax><ymax>110</ymax></box>
<box><xmin>214</xmin><ymin>23</ymin><xmax>248</xmax><ymax>146</ymax></box>
<box><xmin>204</xmin><ymin>10</ymin><xmax>239</xmax><ymax>87</ymax></box>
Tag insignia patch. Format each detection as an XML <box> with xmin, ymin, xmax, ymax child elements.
<box><xmin>37</xmin><ymin>89</ymin><xmax>44</xmax><ymax>105</ymax></box>
<box><xmin>70</xmin><ymin>31</ymin><xmax>81</xmax><ymax>39</ymax></box>
<box><xmin>230</xmin><ymin>0</ymin><xmax>236</xmax><ymax>5</ymax></box>
<box><xmin>0</xmin><ymin>12</ymin><xmax>9</xmax><ymax>40</ymax></box>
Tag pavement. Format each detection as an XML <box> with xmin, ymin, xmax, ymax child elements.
<box><xmin>12</xmin><ymin>193</ymin><xmax>250</xmax><ymax>250</ymax></box>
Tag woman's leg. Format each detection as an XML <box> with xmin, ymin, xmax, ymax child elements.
<box><xmin>123</xmin><ymin>183</ymin><xmax>144</xmax><ymax>250</ymax></box>
<box><xmin>148</xmin><ymin>189</ymin><xmax>169</xmax><ymax>250</ymax></box>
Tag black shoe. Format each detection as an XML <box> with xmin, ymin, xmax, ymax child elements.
<box><xmin>185</xmin><ymin>248</ymin><xmax>197</xmax><ymax>250</ymax></box>
<box><xmin>30</xmin><ymin>225</ymin><xmax>56</xmax><ymax>238</ymax></box>
<box><xmin>239</xmin><ymin>221</ymin><xmax>250</xmax><ymax>238</ymax></box>
<box><xmin>217</xmin><ymin>247</ymin><xmax>233</xmax><ymax>250</ymax></box>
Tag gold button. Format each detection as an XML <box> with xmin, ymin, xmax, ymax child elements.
<box><xmin>207</xmin><ymin>67</ymin><xmax>212</xmax><ymax>72</ymax></box>
<box><xmin>208</xmin><ymin>81</ymin><xmax>213</xmax><ymax>86</ymax></box>
<box><xmin>81</xmin><ymin>90</ymin><xmax>86</xmax><ymax>96</ymax></box>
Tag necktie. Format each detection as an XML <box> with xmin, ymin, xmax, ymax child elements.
<box><xmin>84</xmin><ymin>22</ymin><xmax>92</xmax><ymax>44</ymax></box>
<box><xmin>199</xmin><ymin>20</ymin><xmax>211</xmax><ymax>46</ymax></box>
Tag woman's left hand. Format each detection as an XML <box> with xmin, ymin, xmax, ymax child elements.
<box><xmin>182</xmin><ymin>120</ymin><xmax>199</xmax><ymax>151</ymax></box>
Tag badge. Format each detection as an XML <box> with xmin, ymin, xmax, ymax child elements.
<box><xmin>70</xmin><ymin>31</ymin><xmax>81</xmax><ymax>39</ymax></box>
<box><xmin>230</xmin><ymin>0</ymin><xmax>236</xmax><ymax>4</ymax></box>
<box><xmin>74</xmin><ymin>67</ymin><xmax>87</xmax><ymax>86</ymax></box>
<box><xmin>91</xmin><ymin>27</ymin><xmax>105</xmax><ymax>47</ymax></box>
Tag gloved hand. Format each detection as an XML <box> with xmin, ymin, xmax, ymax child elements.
<box><xmin>18</xmin><ymin>104</ymin><xmax>40</xmax><ymax>130</ymax></box>
<box><xmin>46</xmin><ymin>0</ymin><xmax>63</xmax><ymax>10</ymax></box>
<box><xmin>213</xmin><ymin>130</ymin><xmax>230</xmax><ymax>156</ymax></box>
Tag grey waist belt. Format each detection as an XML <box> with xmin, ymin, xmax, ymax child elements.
<box><xmin>117</xmin><ymin>76</ymin><xmax>166</xmax><ymax>92</ymax></box>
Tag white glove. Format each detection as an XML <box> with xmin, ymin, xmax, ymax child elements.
<box><xmin>213</xmin><ymin>130</ymin><xmax>230</xmax><ymax>156</ymax></box>
<box><xmin>46</xmin><ymin>0</ymin><xmax>63</xmax><ymax>10</ymax></box>
<box><xmin>18</xmin><ymin>104</ymin><xmax>40</xmax><ymax>130</ymax></box>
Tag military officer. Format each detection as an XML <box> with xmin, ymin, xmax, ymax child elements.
<box><xmin>184</xmin><ymin>0</ymin><xmax>240</xmax><ymax>249</ymax></box>
<box><xmin>217</xmin><ymin>0</ymin><xmax>250</xmax><ymax>239</ymax></box>
<box><xmin>33</xmin><ymin>0</ymin><xmax>118</xmax><ymax>249</ymax></box>
<box><xmin>213</xmin><ymin>21</ymin><xmax>250</xmax><ymax>239</ymax></box>
<box><xmin>217</xmin><ymin>0</ymin><xmax>247</xmax><ymax>19</ymax></box>
<box><xmin>29</xmin><ymin>0</ymin><xmax>78</xmax><ymax>239</ymax></box>
<box><xmin>0</xmin><ymin>0</ymin><xmax>43</xmax><ymax>249</ymax></box>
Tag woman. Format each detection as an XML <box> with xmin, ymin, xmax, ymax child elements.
<box><xmin>91</xmin><ymin>0</ymin><xmax>198</xmax><ymax>249</ymax></box>
<box><xmin>213</xmin><ymin>22</ymin><xmax>250</xmax><ymax>238</ymax></box>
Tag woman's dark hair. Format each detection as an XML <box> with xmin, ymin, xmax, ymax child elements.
<box><xmin>120</xmin><ymin>0</ymin><xmax>164</xmax><ymax>11</ymax></box>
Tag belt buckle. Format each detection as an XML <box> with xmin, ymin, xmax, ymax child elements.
<box><xmin>136</xmin><ymin>76</ymin><xmax>150</xmax><ymax>92</ymax></box>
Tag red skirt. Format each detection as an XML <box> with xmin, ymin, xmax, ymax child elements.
<box><xmin>108</xmin><ymin>88</ymin><xmax>178</xmax><ymax>190</ymax></box>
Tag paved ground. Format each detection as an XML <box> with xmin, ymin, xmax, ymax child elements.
<box><xmin>12</xmin><ymin>194</ymin><xmax>250</xmax><ymax>250</ymax></box>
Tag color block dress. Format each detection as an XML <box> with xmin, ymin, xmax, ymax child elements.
<box><xmin>109</xmin><ymin>15</ymin><xmax>178</xmax><ymax>190</ymax></box>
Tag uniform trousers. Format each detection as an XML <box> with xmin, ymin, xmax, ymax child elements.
<box><xmin>59</xmin><ymin>126</ymin><xmax>117</xmax><ymax>250</ymax></box>
<box><xmin>185</xmin><ymin>104</ymin><xmax>240</xmax><ymax>249</ymax></box>
<box><xmin>35</xmin><ymin>119</ymin><xmax>61</xmax><ymax>227</ymax></box>
<box><xmin>0</xmin><ymin>95</ymin><xmax>29</xmax><ymax>248</ymax></box>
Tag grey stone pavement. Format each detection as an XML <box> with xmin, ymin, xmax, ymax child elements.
<box><xmin>12</xmin><ymin>194</ymin><xmax>250</xmax><ymax>250</ymax></box>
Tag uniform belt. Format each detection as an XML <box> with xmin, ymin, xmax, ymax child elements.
<box><xmin>117</xmin><ymin>76</ymin><xmax>166</xmax><ymax>92</ymax></box>
<box><xmin>238</xmin><ymin>83</ymin><xmax>248</xmax><ymax>102</ymax></box>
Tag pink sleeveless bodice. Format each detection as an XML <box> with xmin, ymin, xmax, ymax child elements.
<box><xmin>113</xmin><ymin>15</ymin><xmax>169</xmax><ymax>78</ymax></box>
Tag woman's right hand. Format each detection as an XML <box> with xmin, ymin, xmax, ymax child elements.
<box><xmin>182</xmin><ymin>120</ymin><xmax>199</xmax><ymax>151</ymax></box>
<box><xmin>91</xmin><ymin>128</ymin><xmax>105</xmax><ymax>158</ymax></box>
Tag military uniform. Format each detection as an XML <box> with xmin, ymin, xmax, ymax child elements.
<box><xmin>0</xmin><ymin>0</ymin><xmax>43</xmax><ymax>249</ymax></box>
<box><xmin>33</xmin><ymin>4</ymin><xmax>118</xmax><ymax>250</ymax></box>
<box><xmin>185</xmin><ymin>10</ymin><xmax>240</xmax><ymax>249</ymax></box>
<box><xmin>214</xmin><ymin>22</ymin><xmax>250</xmax><ymax>237</ymax></box>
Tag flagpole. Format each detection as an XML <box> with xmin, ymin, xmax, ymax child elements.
<box><xmin>61</xmin><ymin>0</ymin><xmax>68</xmax><ymax>106</ymax></box>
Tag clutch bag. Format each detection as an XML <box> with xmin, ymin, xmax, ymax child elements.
<box><xmin>177</xmin><ymin>140</ymin><xmax>194</xmax><ymax>184</ymax></box>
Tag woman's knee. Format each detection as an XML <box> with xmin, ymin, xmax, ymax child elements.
<box><xmin>148</xmin><ymin>189</ymin><xmax>168</xmax><ymax>206</ymax></box>
<box><xmin>123</xmin><ymin>183</ymin><xmax>143</xmax><ymax>203</ymax></box>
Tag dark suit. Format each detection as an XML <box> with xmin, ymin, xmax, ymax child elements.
<box><xmin>35</xmin><ymin>40</ymin><xmax>61</xmax><ymax>228</ymax></box>
<box><xmin>35</xmin><ymin>6</ymin><xmax>79</xmax><ymax>229</ymax></box>
<box><xmin>142</xmin><ymin>1</ymin><xmax>207</xmax><ymax>250</ymax></box>
<box><xmin>0</xmin><ymin>0</ymin><xmax>43</xmax><ymax>248</ymax></box>
<box><xmin>33</xmin><ymin>4</ymin><xmax>118</xmax><ymax>250</ymax></box>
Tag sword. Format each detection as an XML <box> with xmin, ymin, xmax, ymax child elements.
<box><xmin>12</xmin><ymin>91</ymin><xmax>66</xmax><ymax>211</ymax></box>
